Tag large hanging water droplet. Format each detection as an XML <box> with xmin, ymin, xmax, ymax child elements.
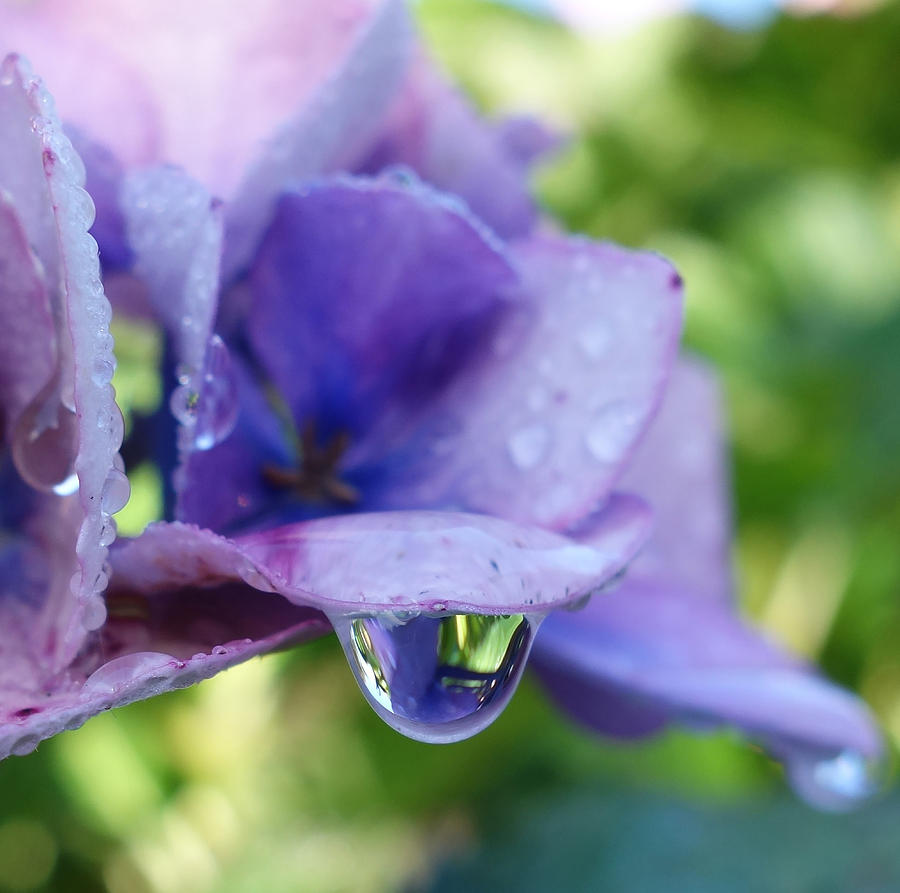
<box><xmin>333</xmin><ymin>611</ymin><xmax>537</xmax><ymax>743</ymax></box>
<box><xmin>11</xmin><ymin>386</ymin><xmax>78</xmax><ymax>492</ymax></box>
<box><xmin>786</xmin><ymin>748</ymin><xmax>883</xmax><ymax>812</ymax></box>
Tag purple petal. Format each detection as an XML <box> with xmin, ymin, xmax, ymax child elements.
<box><xmin>529</xmin><ymin>355</ymin><xmax>882</xmax><ymax>781</ymax></box>
<box><xmin>237</xmin><ymin>499</ymin><xmax>651</xmax><ymax>616</ymax></box>
<box><xmin>618</xmin><ymin>356</ymin><xmax>734</xmax><ymax>602</ymax></box>
<box><xmin>0</xmin><ymin>496</ymin><xmax>647</xmax><ymax>757</ymax></box>
<box><xmin>223</xmin><ymin>0</ymin><xmax>414</xmax><ymax>279</ymax></box>
<box><xmin>118</xmin><ymin>498</ymin><xmax>649</xmax><ymax>617</ymax></box>
<box><xmin>532</xmin><ymin>579</ymin><xmax>881</xmax><ymax>760</ymax></box>
<box><xmin>0</xmin><ymin>56</ymin><xmax>124</xmax><ymax>664</ymax></box>
<box><xmin>248</xmin><ymin>176</ymin><xmax>516</xmax><ymax>439</ymax></box>
<box><xmin>181</xmin><ymin>174</ymin><xmax>519</xmax><ymax>531</ymax></box>
<box><xmin>370</xmin><ymin>235</ymin><xmax>683</xmax><ymax>529</ymax></box>
<box><xmin>359</xmin><ymin>56</ymin><xmax>553</xmax><ymax>238</ymax></box>
<box><xmin>175</xmin><ymin>356</ymin><xmax>291</xmax><ymax>531</ymax></box>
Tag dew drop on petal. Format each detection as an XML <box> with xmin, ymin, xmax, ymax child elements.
<box><xmin>11</xmin><ymin>392</ymin><xmax>78</xmax><ymax>492</ymax></box>
<box><xmin>576</xmin><ymin>322</ymin><xmax>611</xmax><ymax>359</ymax></box>
<box><xmin>584</xmin><ymin>401</ymin><xmax>641</xmax><ymax>463</ymax></box>
<box><xmin>193</xmin><ymin>335</ymin><xmax>239</xmax><ymax>451</ymax></box>
<box><xmin>98</xmin><ymin>517</ymin><xmax>117</xmax><ymax>548</ymax></box>
<box><xmin>507</xmin><ymin>424</ymin><xmax>549</xmax><ymax>470</ymax></box>
<box><xmin>331</xmin><ymin>611</ymin><xmax>539</xmax><ymax>743</ymax></box>
<box><xmin>81</xmin><ymin>596</ymin><xmax>107</xmax><ymax>631</ymax></box>
<box><xmin>100</xmin><ymin>468</ymin><xmax>130</xmax><ymax>514</ymax></box>
<box><xmin>170</xmin><ymin>384</ymin><xmax>199</xmax><ymax>427</ymax></box>
<box><xmin>786</xmin><ymin>748</ymin><xmax>883</xmax><ymax>812</ymax></box>
<box><xmin>83</xmin><ymin>652</ymin><xmax>177</xmax><ymax>695</ymax></box>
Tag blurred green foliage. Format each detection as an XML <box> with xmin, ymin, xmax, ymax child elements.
<box><xmin>2</xmin><ymin>2</ymin><xmax>899</xmax><ymax>891</ymax></box>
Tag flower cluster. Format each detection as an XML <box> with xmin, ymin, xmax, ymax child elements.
<box><xmin>0</xmin><ymin>0</ymin><xmax>881</xmax><ymax>809</ymax></box>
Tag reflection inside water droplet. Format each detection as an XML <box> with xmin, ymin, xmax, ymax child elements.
<box><xmin>11</xmin><ymin>385</ymin><xmax>78</xmax><ymax>492</ymax></box>
<box><xmin>786</xmin><ymin>748</ymin><xmax>883</xmax><ymax>812</ymax></box>
<box><xmin>334</xmin><ymin>612</ymin><xmax>536</xmax><ymax>743</ymax></box>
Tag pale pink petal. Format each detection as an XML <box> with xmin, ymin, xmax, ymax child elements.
<box><xmin>0</xmin><ymin>0</ymin><xmax>389</xmax><ymax>191</ymax></box>
<box><xmin>223</xmin><ymin>0</ymin><xmax>414</xmax><ymax>279</ymax></box>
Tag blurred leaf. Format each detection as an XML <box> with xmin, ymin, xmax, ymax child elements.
<box><xmin>425</xmin><ymin>789</ymin><xmax>900</xmax><ymax>893</ymax></box>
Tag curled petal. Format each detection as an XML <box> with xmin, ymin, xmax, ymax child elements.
<box><xmin>530</xmin><ymin>356</ymin><xmax>883</xmax><ymax>790</ymax></box>
<box><xmin>0</xmin><ymin>55</ymin><xmax>123</xmax><ymax>665</ymax></box>
<box><xmin>532</xmin><ymin>579</ymin><xmax>882</xmax><ymax>762</ymax></box>
<box><xmin>118</xmin><ymin>498</ymin><xmax>650</xmax><ymax>617</ymax></box>
<box><xmin>0</xmin><ymin>498</ymin><xmax>648</xmax><ymax>756</ymax></box>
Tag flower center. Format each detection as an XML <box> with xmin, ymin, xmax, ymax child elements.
<box><xmin>263</xmin><ymin>419</ymin><xmax>359</xmax><ymax>506</ymax></box>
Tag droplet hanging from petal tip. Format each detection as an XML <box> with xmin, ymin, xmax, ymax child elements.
<box><xmin>331</xmin><ymin>609</ymin><xmax>542</xmax><ymax>744</ymax></box>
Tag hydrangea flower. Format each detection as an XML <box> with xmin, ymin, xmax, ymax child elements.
<box><xmin>0</xmin><ymin>0</ymin><xmax>882</xmax><ymax>807</ymax></box>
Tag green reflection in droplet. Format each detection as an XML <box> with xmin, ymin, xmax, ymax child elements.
<box><xmin>436</xmin><ymin>614</ymin><xmax>527</xmax><ymax>675</ymax></box>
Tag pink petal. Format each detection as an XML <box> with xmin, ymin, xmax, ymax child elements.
<box><xmin>0</xmin><ymin>0</ymin><xmax>395</xmax><ymax>193</ymax></box>
<box><xmin>533</xmin><ymin>579</ymin><xmax>881</xmax><ymax>760</ymax></box>
<box><xmin>223</xmin><ymin>0</ymin><xmax>414</xmax><ymax>279</ymax></box>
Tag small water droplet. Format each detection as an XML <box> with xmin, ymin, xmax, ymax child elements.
<box><xmin>98</xmin><ymin>517</ymin><xmax>117</xmax><ymax>548</ymax></box>
<box><xmin>507</xmin><ymin>424</ymin><xmax>549</xmax><ymax>470</ymax></box>
<box><xmin>81</xmin><ymin>596</ymin><xmax>107</xmax><ymax>631</ymax></box>
<box><xmin>91</xmin><ymin>357</ymin><xmax>115</xmax><ymax>387</ymax></box>
<box><xmin>577</xmin><ymin>322</ymin><xmax>611</xmax><ymax>359</ymax></box>
<box><xmin>584</xmin><ymin>401</ymin><xmax>640</xmax><ymax>463</ymax></box>
<box><xmin>11</xmin><ymin>388</ymin><xmax>78</xmax><ymax>492</ymax></box>
<box><xmin>170</xmin><ymin>384</ymin><xmax>199</xmax><ymax>426</ymax></box>
<box><xmin>333</xmin><ymin>611</ymin><xmax>537</xmax><ymax>743</ymax></box>
<box><xmin>193</xmin><ymin>335</ymin><xmax>239</xmax><ymax>450</ymax></box>
<box><xmin>787</xmin><ymin>749</ymin><xmax>883</xmax><ymax>812</ymax></box>
<box><xmin>101</xmin><ymin>468</ymin><xmax>130</xmax><ymax>514</ymax></box>
<box><xmin>83</xmin><ymin>652</ymin><xmax>176</xmax><ymax>695</ymax></box>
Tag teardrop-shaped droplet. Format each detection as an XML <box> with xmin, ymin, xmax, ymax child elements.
<box><xmin>170</xmin><ymin>383</ymin><xmax>199</xmax><ymax>426</ymax></box>
<box><xmin>193</xmin><ymin>335</ymin><xmax>239</xmax><ymax>451</ymax></box>
<box><xmin>333</xmin><ymin>611</ymin><xmax>537</xmax><ymax>743</ymax></box>
<box><xmin>11</xmin><ymin>389</ymin><xmax>78</xmax><ymax>492</ymax></box>
<box><xmin>100</xmin><ymin>468</ymin><xmax>131</xmax><ymax>515</ymax></box>
<box><xmin>786</xmin><ymin>748</ymin><xmax>883</xmax><ymax>812</ymax></box>
<box><xmin>83</xmin><ymin>651</ymin><xmax>177</xmax><ymax>695</ymax></box>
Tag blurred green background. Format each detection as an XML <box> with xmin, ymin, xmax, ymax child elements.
<box><xmin>3</xmin><ymin>1</ymin><xmax>900</xmax><ymax>890</ymax></box>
